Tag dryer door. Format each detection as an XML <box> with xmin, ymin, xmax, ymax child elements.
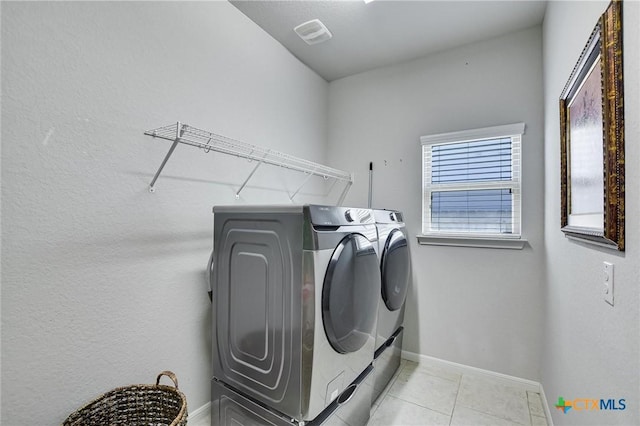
<box><xmin>322</xmin><ymin>233</ymin><xmax>380</xmax><ymax>354</ymax></box>
<box><xmin>381</xmin><ymin>229</ymin><xmax>410</xmax><ymax>311</ymax></box>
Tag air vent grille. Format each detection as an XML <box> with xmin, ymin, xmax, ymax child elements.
<box><xmin>294</xmin><ymin>19</ymin><xmax>332</xmax><ymax>45</ymax></box>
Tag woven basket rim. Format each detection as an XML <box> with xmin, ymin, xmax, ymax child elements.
<box><xmin>64</xmin><ymin>380</ymin><xmax>187</xmax><ymax>426</ymax></box>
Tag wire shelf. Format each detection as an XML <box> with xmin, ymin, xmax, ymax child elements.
<box><xmin>143</xmin><ymin>122</ymin><xmax>353</xmax><ymax>202</ymax></box>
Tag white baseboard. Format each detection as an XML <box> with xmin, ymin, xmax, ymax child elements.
<box><xmin>189</xmin><ymin>401</ymin><xmax>211</xmax><ymax>425</ymax></box>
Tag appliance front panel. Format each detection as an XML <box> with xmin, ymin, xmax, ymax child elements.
<box><xmin>212</xmin><ymin>380</ymin><xmax>294</xmax><ymax>426</ymax></box>
<box><xmin>213</xmin><ymin>214</ymin><xmax>303</xmax><ymax>418</ymax></box>
<box><xmin>305</xmin><ymin>245</ymin><xmax>378</xmax><ymax>420</ymax></box>
<box><xmin>309</xmin><ymin>364</ymin><xmax>374</xmax><ymax>426</ymax></box>
<box><xmin>372</xmin><ymin>327</ymin><xmax>403</xmax><ymax>403</ymax></box>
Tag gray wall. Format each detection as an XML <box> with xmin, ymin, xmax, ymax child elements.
<box><xmin>4</xmin><ymin>2</ymin><xmax>639</xmax><ymax>425</ymax></box>
<box><xmin>542</xmin><ymin>1</ymin><xmax>640</xmax><ymax>425</ymax></box>
<box><xmin>1</xmin><ymin>2</ymin><xmax>329</xmax><ymax>424</ymax></box>
<box><xmin>327</xmin><ymin>26</ymin><xmax>545</xmax><ymax>381</ymax></box>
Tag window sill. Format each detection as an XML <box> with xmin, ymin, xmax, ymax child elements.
<box><xmin>416</xmin><ymin>235</ymin><xmax>527</xmax><ymax>250</ymax></box>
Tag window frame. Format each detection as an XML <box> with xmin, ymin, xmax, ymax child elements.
<box><xmin>418</xmin><ymin>123</ymin><xmax>527</xmax><ymax>249</ymax></box>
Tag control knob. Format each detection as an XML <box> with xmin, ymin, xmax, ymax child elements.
<box><xmin>345</xmin><ymin>210</ymin><xmax>354</xmax><ymax>222</ymax></box>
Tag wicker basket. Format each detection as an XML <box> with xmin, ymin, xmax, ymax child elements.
<box><xmin>63</xmin><ymin>371</ymin><xmax>187</xmax><ymax>426</ymax></box>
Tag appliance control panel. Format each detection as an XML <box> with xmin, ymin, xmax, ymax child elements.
<box><xmin>307</xmin><ymin>205</ymin><xmax>374</xmax><ymax>226</ymax></box>
<box><xmin>373</xmin><ymin>209</ymin><xmax>404</xmax><ymax>224</ymax></box>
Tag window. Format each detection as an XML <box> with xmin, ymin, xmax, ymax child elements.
<box><xmin>419</xmin><ymin>123</ymin><xmax>525</xmax><ymax>248</ymax></box>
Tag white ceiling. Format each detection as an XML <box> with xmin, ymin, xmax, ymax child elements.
<box><xmin>230</xmin><ymin>0</ymin><xmax>547</xmax><ymax>81</ymax></box>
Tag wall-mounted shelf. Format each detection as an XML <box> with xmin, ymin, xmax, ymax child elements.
<box><xmin>143</xmin><ymin>122</ymin><xmax>353</xmax><ymax>204</ymax></box>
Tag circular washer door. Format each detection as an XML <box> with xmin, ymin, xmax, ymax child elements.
<box><xmin>381</xmin><ymin>229</ymin><xmax>410</xmax><ymax>311</ymax></box>
<box><xmin>322</xmin><ymin>233</ymin><xmax>380</xmax><ymax>354</ymax></box>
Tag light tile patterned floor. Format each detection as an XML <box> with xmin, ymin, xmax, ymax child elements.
<box><xmin>194</xmin><ymin>359</ymin><xmax>549</xmax><ymax>426</ymax></box>
<box><xmin>371</xmin><ymin>360</ymin><xmax>549</xmax><ymax>426</ymax></box>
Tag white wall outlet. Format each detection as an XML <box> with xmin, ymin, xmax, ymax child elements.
<box><xmin>603</xmin><ymin>261</ymin><xmax>614</xmax><ymax>306</ymax></box>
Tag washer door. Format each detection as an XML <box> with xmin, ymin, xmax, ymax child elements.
<box><xmin>322</xmin><ymin>233</ymin><xmax>380</xmax><ymax>354</ymax></box>
<box><xmin>381</xmin><ymin>229</ymin><xmax>410</xmax><ymax>311</ymax></box>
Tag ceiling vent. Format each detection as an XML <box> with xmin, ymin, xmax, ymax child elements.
<box><xmin>294</xmin><ymin>19</ymin><xmax>332</xmax><ymax>45</ymax></box>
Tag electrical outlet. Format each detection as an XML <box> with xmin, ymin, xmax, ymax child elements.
<box><xmin>603</xmin><ymin>261</ymin><xmax>614</xmax><ymax>306</ymax></box>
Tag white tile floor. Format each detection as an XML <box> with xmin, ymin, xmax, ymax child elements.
<box><xmin>371</xmin><ymin>360</ymin><xmax>549</xmax><ymax>426</ymax></box>
<box><xmin>195</xmin><ymin>359</ymin><xmax>550</xmax><ymax>426</ymax></box>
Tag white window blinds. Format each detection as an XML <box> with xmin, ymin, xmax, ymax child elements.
<box><xmin>421</xmin><ymin>123</ymin><xmax>524</xmax><ymax>238</ymax></box>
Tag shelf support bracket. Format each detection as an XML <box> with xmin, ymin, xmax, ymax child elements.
<box><xmin>235</xmin><ymin>151</ymin><xmax>269</xmax><ymax>199</ymax></box>
<box><xmin>149</xmin><ymin>122</ymin><xmax>185</xmax><ymax>192</ymax></box>
<box><xmin>336</xmin><ymin>175</ymin><xmax>353</xmax><ymax>206</ymax></box>
<box><xmin>324</xmin><ymin>177</ymin><xmax>339</xmax><ymax>197</ymax></box>
<box><xmin>289</xmin><ymin>170</ymin><xmax>316</xmax><ymax>202</ymax></box>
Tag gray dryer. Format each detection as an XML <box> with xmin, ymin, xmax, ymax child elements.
<box><xmin>210</xmin><ymin>205</ymin><xmax>381</xmax><ymax>425</ymax></box>
<box><xmin>372</xmin><ymin>209</ymin><xmax>411</xmax><ymax>402</ymax></box>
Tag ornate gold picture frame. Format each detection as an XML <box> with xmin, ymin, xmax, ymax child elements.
<box><xmin>560</xmin><ymin>0</ymin><xmax>624</xmax><ymax>251</ymax></box>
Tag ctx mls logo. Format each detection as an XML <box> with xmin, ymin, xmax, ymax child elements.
<box><xmin>555</xmin><ymin>396</ymin><xmax>626</xmax><ymax>414</ymax></box>
<box><xmin>555</xmin><ymin>397</ymin><xmax>573</xmax><ymax>413</ymax></box>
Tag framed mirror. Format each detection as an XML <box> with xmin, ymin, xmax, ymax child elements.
<box><xmin>559</xmin><ymin>0</ymin><xmax>624</xmax><ymax>251</ymax></box>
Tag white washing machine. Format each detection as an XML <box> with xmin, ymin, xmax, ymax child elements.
<box><xmin>210</xmin><ymin>205</ymin><xmax>380</xmax><ymax>424</ymax></box>
<box><xmin>372</xmin><ymin>209</ymin><xmax>411</xmax><ymax>402</ymax></box>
